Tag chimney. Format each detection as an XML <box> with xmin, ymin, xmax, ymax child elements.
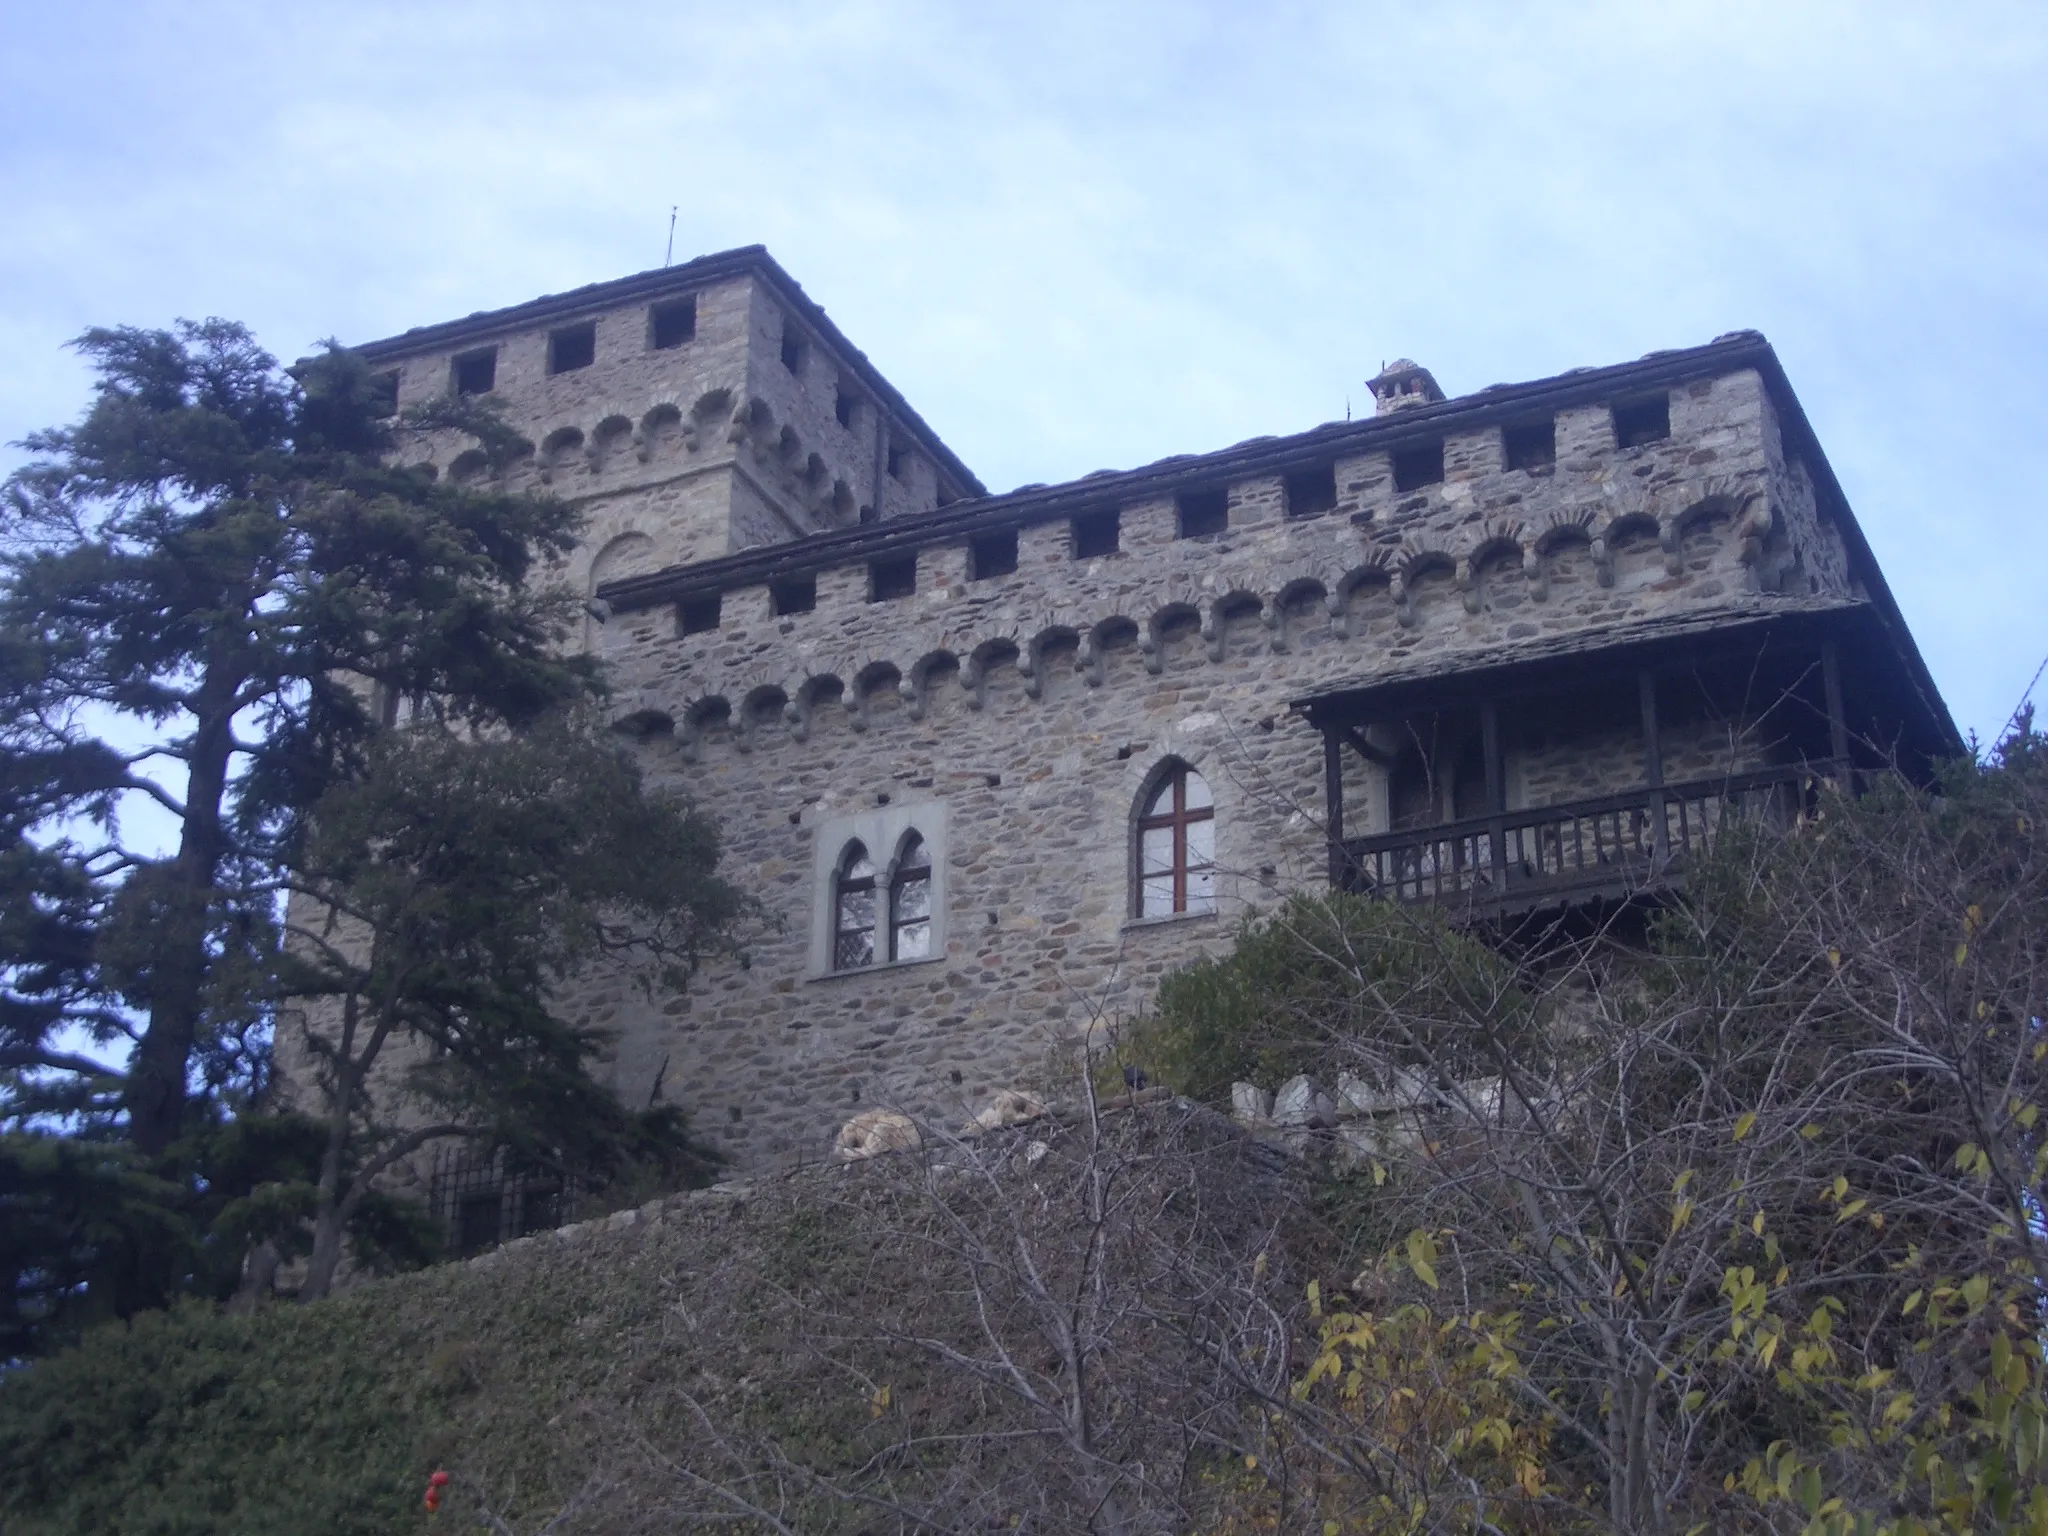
<box><xmin>1368</xmin><ymin>359</ymin><xmax>1444</xmax><ymax>416</ymax></box>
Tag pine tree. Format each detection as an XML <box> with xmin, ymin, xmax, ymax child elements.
<box><xmin>1</xmin><ymin>319</ymin><xmax>741</xmax><ymax>1339</ymax></box>
<box><xmin>1</xmin><ymin>319</ymin><xmax>593</xmax><ymax>1156</ymax></box>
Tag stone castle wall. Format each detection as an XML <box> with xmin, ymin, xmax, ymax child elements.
<box><xmin>371</xmin><ymin>270</ymin><xmax>971</xmax><ymax>604</ymax></box>
<box><xmin>319</xmin><ymin>259</ymin><xmax>1873</xmax><ymax>1172</ymax></box>
<box><xmin>568</xmin><ymin>364</ymin><xmax>1854</xmax><ymax>1168</ymax></box>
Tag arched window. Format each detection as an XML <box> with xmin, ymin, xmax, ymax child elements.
<box><xmin>1137</xmin><ymin>763</ymin><xmax>1216</xmax><ymax>917</ymax></box>
<box><xmin>833</xmin><ymin>842</ymin><xmax>877</xmax><ymax>970</ymax></box>
<box><xmin>889</xmin><ymin>834</ymin><xmax>932</xmax><ymax>960</ymax></box>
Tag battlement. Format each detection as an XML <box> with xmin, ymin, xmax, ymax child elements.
<box><xmin>322</xmin><ymin>256</ymin><xmax>1954</xmax><ymax>1172</ymax></box>
<box><xmin>346</xmin><ymin>247</ymin><xmax>983</xmax><ymax>585</ymax></box>
<box><xmin>592</xmin><ymin>335</ymin><xmax>1881</xmax><ymax>772</ymax></box>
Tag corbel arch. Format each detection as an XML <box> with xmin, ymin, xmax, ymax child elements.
<box><xmin>638</xmin><ymin>401</ymin><xmax>683</xmax><ymax>461</ymax></box>
<box><xmin>677</xmin><ymin>694</ymin><xmax>732</xmax><ymax>762</ymax></box>
<box><xmin>734</xmin><ymin>684</ymin><xmax>789</xmax><ymax>751</ymax></box>
<box><xmin>1330</xmin><ymin>557</ymin><xmax>1394</xmax><ymax>637</ymax></box>
<box><xmin>1022</xmin><ymin>622</ymin><xmax>1082</xmax><ymax>699</ymax></box>
<box><xmin>1271</xmin><ymin>575</ymin><xmax>1330</xmax><ymax>652</ymax></box>
<box><xmin>1145</xmin><ymin>601</ymin><xmax>1203</xmax><ymax>674</ymax></box>
<box><xmin>729</xmin><ymin>396</ymin><xmax>773</xmax><ymax>447</ymax></box>
<box><xmin>1213</xmin><ymin>589</ymin><xmax>1266</xmax><ymax>661</ymax></box>
<box><xmin>1461</xmin><ymin>525</ymin><xmax>1527</xmax><ymax>614</ymax></box>
<box><xmin>1081</xmin><ymin>615</ymin><xmax>1141</xmax><ymax>688</ymax></box>
<box><xmin>904</xmin><ymin>649</ymin><xmax>961</xmax><ymax>720</ymax></box>
<box><xmin>964</xmin><ymin>637</ymin><xmax>1021</xmax><ymax>710</ymax></box>
<box><xmin>849</xmin><ymin>659</ymin><xmax>903</xmax><ymax>731</ymax></box>
<box><xmin>787</xmin><ymin>672</ymin><xmax>846</xmax><ymax>741</ymax></box>
<box><xmin>1394</xmin><ymin>547</ymin><xmax>1455</xmax><ymax>628</ymax></box>
<box><xmin>589</xmin><ymin>414</ymin><xmax>633</xmax><ymax>471</ymax></box>
<box><xmin>1593</xmin><ymin>508</ymin><xmax>1662</xmax><ymax>588</ymax></box>
<box><xmin>449</xmin><ymin>447</ymin><xmax>491</xmax><ymax>486</ymax></box>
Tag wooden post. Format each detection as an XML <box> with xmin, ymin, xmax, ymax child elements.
<box><xmin>1821</xmin><ymin>637</ymin><xmax>1850</xmax><ymax>783</ymax></box>
<box><xmin>1639</xmin><ymin>668</ymin><xmax>1668</xmax><ymax>868</ymax></box>
<box><xmin>1481</xmin><ymin>698</ymin><xmax>1506</xmax><ymax>892</ymax></box>
<box><xmin>1323</xmin><ymin>720</ymin><xmax>1346</xmax><ymax>889</ymax></box>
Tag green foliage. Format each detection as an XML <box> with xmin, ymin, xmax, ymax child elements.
<box><xmin>0</xmin><ymin>1299</ymin><xmax>439</xmax><ymax>1536</ymax></box>
<box><xmin>1135</xmin><ymin>889</ymin><xmax>1533</xmax><ymax>1102</ymax></box>
<box><xmin>0</xmin><ymin>1168</ymin><xmax>1015</xmax><ymax>1535</ymax></box>
<box><xmin>278</xmin><ymin>715</ymin><xmax>741</xmax><ymax>1297</ymax></box>
<box><xmin>1</xmin><ymin>321</ymin><xmax>598</xmax><ymax>1158</ymax></box>
<box><xmin>0</xmin><ymin>1134</ymin><xmax>187</xmax><ymax>1358</ymax></box>
<box><xmin>0</xmin><ymin>315</ymin><xmax>745</xmax><ymax>1341</ymax></box>
<box><xmin>1135</xmin><ymin>725</ymin><xmax>2048</xmax><ymax>1532</ymax></box>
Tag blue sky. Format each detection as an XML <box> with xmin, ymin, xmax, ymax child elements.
<box><xmin>4</xmin><ymin>0</ymin><xmax>2044</xmax><ymax>743</ymax></box>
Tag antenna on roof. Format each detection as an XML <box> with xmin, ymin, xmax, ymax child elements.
<box><xmin>664</xmin><ymin>206</ymin><xmax>678</xmax><ymax>268</ymax></box>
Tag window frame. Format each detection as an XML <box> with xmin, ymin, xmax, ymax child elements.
<box><xmin>809</xmin><ymin>804</ymin><xmax>949</xmax><ymax>977</ymax></box>
<box><xmin>888</xmin><ymin>833</ymin><xmax>933</xmax><ymax>961</ymax></box>
<box><xmin>1134</xmin><ymin>761</ymin><xmax>1217</xmax><ymax>919</ymax></box>
<box><xmin>833</xmin><ymin>842</ymin><xmax>879</xmax><ymax>971</ymax></box>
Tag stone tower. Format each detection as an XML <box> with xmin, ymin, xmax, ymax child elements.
<box><xmin>350</xmin><ymin>246</ymin><xmax>983</xmax><ymax>605</ymax></box>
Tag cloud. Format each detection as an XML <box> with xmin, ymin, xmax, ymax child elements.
<box><xmin>4</xmin><ymin>0</ymin><xmax>2044</xmax><ymax>737</ymax></box>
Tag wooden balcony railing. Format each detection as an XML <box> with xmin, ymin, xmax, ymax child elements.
<box><xmin>1339</xmin><ymin>764</ymin><xmax>1818</xmax><ymax>915</ymax></box>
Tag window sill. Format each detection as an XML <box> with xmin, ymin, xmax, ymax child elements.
<box><xmin>807</xmin><ymin>953</ymin><xmax>945</xmax><ymax>983</ymax></box>
<box><xmin>1122</xmin><ymin>908</ymin><xmax>1220</xmax><ymax>933</ymax></box>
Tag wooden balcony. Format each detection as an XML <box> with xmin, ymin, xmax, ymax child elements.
<box><xmin>1338</xmin><ymin>764</ymin><xmax>1814</xmax><ymax>917</ymax></box>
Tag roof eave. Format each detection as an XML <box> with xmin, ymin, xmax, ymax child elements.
<box><xmin>343</xmin><ymin>246</ymin><xmax>986</xmax><ymax>498</ymax></box>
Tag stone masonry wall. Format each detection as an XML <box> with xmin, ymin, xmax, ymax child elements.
<box><xmin>373</xmin><ymin>272</ymin><xmax>962</xmax><ymax>609</ymax></box>
<box><xmin>563</xmin><ymin>363</ymin><xmax>1854</xmax><ymax>1169</ymax></box>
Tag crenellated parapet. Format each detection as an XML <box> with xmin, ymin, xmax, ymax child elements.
<box><xmin>323</xmin><ymin>264</ymin><xmax>1952</xmax><ymax>1177</ymax></box>
<box><xmin>628</xmin><ymin>477</ymin><xmax>1776</xmax><ymax>766</ymax></box>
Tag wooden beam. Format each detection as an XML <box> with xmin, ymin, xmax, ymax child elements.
<box><xmin>1343</xmin><ymin>725</ymin><xmax>1393</xmax><ymax>768</ymax></box>
<box><xmin>1323</xmin><ymin>726</ymin><xmax>1345</xmax><ymax>888</ymax></box>
<box><xmin>1481</xmin><ymin>699</ymin><xmax>1504</xmax><ymax>815</ymax></box>
<box><xmin>1480</xmin><ymin>698</ymin><xmax>1507</xmax><ymax>885</ymax></box>
<box><xmin>1821</xmin><ymin>638</ymin><xmax>1850</xmax><ymax>768</ymax></box>
<box><xmin>1639</xmin><ymin>669</ymin><xmax>1669</xmax><ymax>866</ymax></box>
<box><xmin>1638</xmin><ymin>669</ymin><xmax>1664</xmax><ymax>788</ymax></box>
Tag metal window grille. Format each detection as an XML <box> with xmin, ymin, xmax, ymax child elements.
<box><xmin>430</xmin><ymin>1145</ymin><xmax>588</xmax><ymax>1258</ymax></box>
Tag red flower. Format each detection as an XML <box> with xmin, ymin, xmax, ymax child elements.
<box><xmin>429</xmin><ymin>1471</ymin><xmax>451</xmax><ymax>1488</ymax></box>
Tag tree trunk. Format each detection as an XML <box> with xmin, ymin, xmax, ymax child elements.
<box><xmin>227</xmin><ymin>1240</ymin><xmax>282</xmax><ymax>1315</ymax></box>
<box><xmin>126</xmin><ymin>657</ymin><xmax>241</xmax><ymax>1157</ymax></box>
<box><xmin>300</xmin><ymin>1065</ymin><xmax>360</xmax><ymax>1303</ymax></box>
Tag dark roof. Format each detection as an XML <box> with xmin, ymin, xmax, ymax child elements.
<box><xmin>591</xmin><ymin>327</ymin><xmax>1955</xmax><ymax>759</ymax></box>
<box><xmin>1289</xmin><ymin>598</ymin><xmax>1862</xmax><ymax>713</ymax></box>
<box><xmin>1293</xmin><ymin>601</ymin><xmax>1964</xmax><ymax>774</ymax></box>
<box><xmin>346</xmin><ymin>245</ymin><xmax>985</xmax><ymax>498</ymax></box>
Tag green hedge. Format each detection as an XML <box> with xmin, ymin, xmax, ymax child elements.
<box><xmin>0</xmin><ymin>1191</ymin><xmax>804</xmax><ymax>1535</ymax></box>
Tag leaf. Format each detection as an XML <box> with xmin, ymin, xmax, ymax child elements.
<box><xmin>1733</xmin><ymin>1111</ymin><xmax>1758</xmax><ymax>1142</ymax></box>
<box><xmin>1798</xmin><ymin>1463</ymin><xmax>1823</xmax><ymax>1515</ymax></box>
<box><xmin>1406</xmin><ymin>1229</ymin><xmax>1441</xmax><ymax>1291</ymax></box>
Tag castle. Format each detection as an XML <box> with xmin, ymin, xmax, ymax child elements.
<box><xmin>341</xmin><ymin>245</ymin><xmax>1957</xmax><ymax>1182</ymax></box>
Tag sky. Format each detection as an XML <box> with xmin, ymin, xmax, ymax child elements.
<box><xmin>3</xmin><ymin>0</ymin><xmax>2044</xmax><ymax>744</ymax></box>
